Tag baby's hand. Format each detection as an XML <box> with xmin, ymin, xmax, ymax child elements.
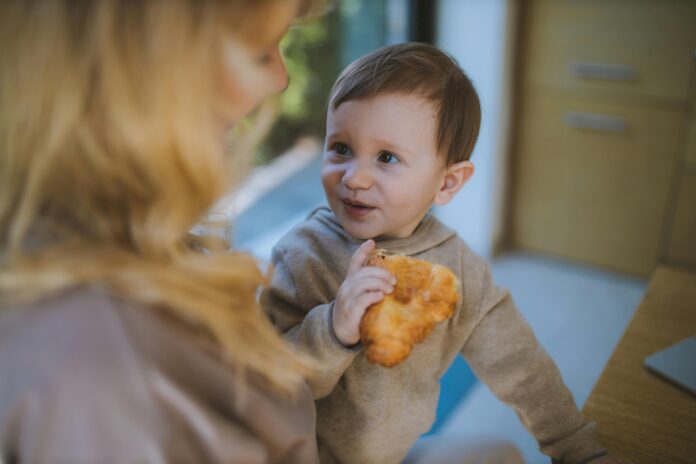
<box><xmin>332</xmin><ymin>240</ymin><xmax>396</xmax><ymax>347</ymax></box>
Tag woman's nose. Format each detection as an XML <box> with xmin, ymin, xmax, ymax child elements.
<box><xmin>271</xmin><ymin>48</ymin><xmax>289</xmax><ymax>94</ymax></box>
<box><xmin>342</xmin><ymin>160</ymin><xmax>373</xmax><ymax>190</ymax></box>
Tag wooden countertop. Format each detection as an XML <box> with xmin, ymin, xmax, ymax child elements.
<box><xmin>582</xmin><ymin>266</ymin><xmax>696</xmax><ymax>463</ymax></box>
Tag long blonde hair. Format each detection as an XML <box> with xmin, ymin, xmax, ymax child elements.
<box><xmin>0</xmin><ymin>0</ymin><xmax>320</xmax><ymax>393</ymax></box>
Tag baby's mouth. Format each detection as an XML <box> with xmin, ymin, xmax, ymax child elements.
<box><xmin>342</xmin><ymin>199</ymin><xmax>375</xmax><ymax>217</ymax></box>
<box><xmin>343</xmin><ymin>199</ymin><xmax>372</xmax><ymax>208</ymax></box>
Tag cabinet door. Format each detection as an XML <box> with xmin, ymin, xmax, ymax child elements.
<box><xmin>512</xmin><ymin>94</ymin><xmax>684</xmax><ymax>275</ymax></box>
<box><xmin>666</xmin><ymin>175</ymin><xmax>696</xmax><ymax>270</ymax></box>
<box><xmin>684</xmin><ymin>73</ymin><xmax>696</xmax><ymax>168</ymax></box>
<box><xmin>522</xmin><ymin>0</ymin><xmax>696</xmax><ymax>102</ymax></box>
<box><xmin>664</xmin><ymin>43</ymin><xmax>696</xmax><ymax>268</ymax></box>
<box><xmin>686</xmin><ymin>116</ymin><xmax>696</xmax><ymax>168</ymax></box>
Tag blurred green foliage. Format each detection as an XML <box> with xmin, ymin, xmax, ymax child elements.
<box><xmin>254</xmin><ymin>0</ymin><xmax>392</xmax><ymax>165</ymax></box>
<box><xmin>255</xmin><ymin>9</ymin><xmax>341</xmax><ymax>164</ymax></box>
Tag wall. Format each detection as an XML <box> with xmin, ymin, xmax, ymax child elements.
<box><xmin>435</xmin><ymin>0</ymin><xmax>516</xmax><ymax>257</ymax></box>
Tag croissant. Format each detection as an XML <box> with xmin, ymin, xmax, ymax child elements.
<box><xmin>359</xmin><ymin>250</ymin><xmax>460</xmax><ymax>367</ymax></box>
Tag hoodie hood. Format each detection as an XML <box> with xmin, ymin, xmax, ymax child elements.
<box><xmin>309</xmin><ymin>206</ymin><xmax>457</xmax><ymax>257</ymax></box>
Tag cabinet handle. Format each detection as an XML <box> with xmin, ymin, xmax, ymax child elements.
<box><xmin>564</xmin><ymin>111</ymin><xmax>627</xmax><ymax>133</ymax></box>
<box><xmin>568</xmin><ymin>60</ymin><xmax>636</xmax><ymax>81</ymax></box>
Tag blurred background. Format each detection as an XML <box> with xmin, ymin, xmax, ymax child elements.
<box><xmin>218</xmin><ymin>1</ymin><xmax>696</xmax><ymax>462</ymax></box>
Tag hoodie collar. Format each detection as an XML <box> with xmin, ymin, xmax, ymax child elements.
<box><xmin>310</xmin><ymin>206</ymin><xmax>457</xmax><ymax>256</ymax></box>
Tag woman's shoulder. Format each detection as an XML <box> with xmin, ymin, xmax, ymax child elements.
<box><xmin>0</xmin><ymin>286</ymin><xmax>319</xmax><ymax>463</ymax></box>
<box><xmin>0</xmin><ymin>287</ymin><xmax>169</xmax><ymax>460</ymax></box>
<box><xmin>0</xmin><ymin>286</ymin><xmax>143</xmax><ymax>372</ymax></box>
<box><xmin>0</xmin><ymin>286</ymin><xmax>162</xmax><ymax>414</ymax></box>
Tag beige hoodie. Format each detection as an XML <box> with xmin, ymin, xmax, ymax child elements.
<box><xmin>262</xmin><ymin>207</ymin><xmax>606</xmax><ymax>464</ymax></box>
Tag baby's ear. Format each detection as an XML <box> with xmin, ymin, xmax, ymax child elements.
<box><xmin>433</xmin><ymin>161</ymin><xmax>475</xmax><ymax>206</ymax></box>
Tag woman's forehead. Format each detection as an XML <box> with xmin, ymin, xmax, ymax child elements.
<box><xmin>232</xmin><ymin>0</ymin><xmax>301</xmax><ymax>48</ymax></box>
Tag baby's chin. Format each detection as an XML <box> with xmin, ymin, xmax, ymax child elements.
<box><xmin>330</xmin><ymin>205</ymin><xmax>410</xmax><ymax>240</ymax></box>
<box><xmin>342</xmin><ymin>223</ymin><xmax>405</xmax><ymax>242</ymax></box>
<box><xmin>337</xmin><ymin>220</ymin><xmax>380</xmax><ymax>241</ymax></box>
<box><xmin>343</xmin><ymin>226</ymin><xmax>379</xmax><ymax>241</ymax></box>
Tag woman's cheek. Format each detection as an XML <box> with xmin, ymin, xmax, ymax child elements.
<box><xmin>218</xmin><ymin>41</ymin><xmax>261</xmax><ymax>124</ymax></box>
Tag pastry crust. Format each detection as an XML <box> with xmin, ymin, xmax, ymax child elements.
<box><xmin>359</xmin><ymin>249</ymin><xmax>460</xmax><ymax>367</ymax></box>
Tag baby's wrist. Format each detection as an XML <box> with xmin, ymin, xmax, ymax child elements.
<box><xmin>331</xmin><ymin>306</ymin><xmax>359</xmax><ymax>347</ymax></box>
<box><xmin>333</xmin><ymin>323</ymin><xmax>358</xmax><ymax>347</ymax></box>
<box><xmin>329</xmin><ymin>302</ymin><xmax>360</xmax><ymax>348</ymax></box>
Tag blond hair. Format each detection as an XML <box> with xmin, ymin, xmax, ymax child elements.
<box><xmin>0</xmin><ymin>0</ymin><xmax>321</xmax><ymax>394</ymax></box>
<box><xmin>329</xmin><ymin>42</ymin><xmax>481</xmax><ymax>164</ymax></box>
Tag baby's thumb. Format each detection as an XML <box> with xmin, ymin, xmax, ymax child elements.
<box><xmin>347</xmin><ymin>240</ymin><xmax>375</xmax><ymax>276</ymax></box>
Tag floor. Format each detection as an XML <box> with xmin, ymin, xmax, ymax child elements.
<box><xmin>231</xmin><ymin>149</ymin><xmax>650</xmax><ymax>464</ymax></box>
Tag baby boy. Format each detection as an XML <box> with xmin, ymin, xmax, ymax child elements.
<box><xmin>261</xmin><ymin>42</ymin><xmax>612</xmax><ymax>464</ymax></box>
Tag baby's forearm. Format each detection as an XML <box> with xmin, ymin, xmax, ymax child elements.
<box><xmin>462</xmin><ymin>295</ymin><xmax>605</xmax><ymax>463</ymax></box>
<box><xmin>284</xmin><ymin>302</ymin><xmax>361</xmax><ymax>399</ymax></box>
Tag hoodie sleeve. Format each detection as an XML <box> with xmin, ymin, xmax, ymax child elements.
<box><xmin>460</xmin><ymin>258</ymin><xmax>607</xmax><ymax>464</ymax></box>
<box><xmin>260</xmin><ymin>246</ymin><xmax>360</xmax><ymax>399</ymax></box>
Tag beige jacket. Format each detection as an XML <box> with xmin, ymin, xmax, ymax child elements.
<box><xmin>261</xmin><ymin>207</ymin><xmax>606</xmax><ymax>464</ymax></box>
<box><xmin>0</xmin><ymin>286</ymin><xmax>319</xmax><ymax>464</ymax></box>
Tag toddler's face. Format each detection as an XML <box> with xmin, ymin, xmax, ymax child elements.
<box><xmin>322</xmin><ymin>93</ymin><xmax>449</xmax><ymax>240</ymax></box>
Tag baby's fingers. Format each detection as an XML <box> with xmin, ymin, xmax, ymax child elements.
<box><xmin>353</xmin><ymin>274</ymin><xmax>395</xmax><ymax>295</ymax></box>
<box><xmin>354</xmin><ymin>266</ymin><xmax>396</xmax><ymax>286</ymax></box>
<box><xmin>347</xmin><ymin>240</ymin><xmax>375</xmax><ymax>276</ymax></box>
<box><xmin>356</xmin><ymin>290</ymin><xmax>386</xmax><ymax>313</ymax></box>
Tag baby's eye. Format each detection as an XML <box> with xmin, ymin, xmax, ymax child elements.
<box><xmin>332</xmin><ymin>142</ymin><xmax>350</xmax><ymax>156</ymax></box>
<box><xmin>377</xmin><ymin>151</ymin><xmax>399</xmax><ymax>164</ymax></box>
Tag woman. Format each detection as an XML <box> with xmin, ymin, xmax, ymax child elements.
<box><xmin>0</xmin><ymin>0</ymin><xmax>321</xmax><ymax>462</ymax></box>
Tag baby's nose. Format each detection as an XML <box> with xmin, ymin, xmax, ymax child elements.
<box><xmin>342</xmin><ymin>161</ymin><xmax>373</xmax><ymax>190</ymax></box>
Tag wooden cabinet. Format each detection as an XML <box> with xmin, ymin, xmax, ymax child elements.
<box><xmin>511</xmin><ymin>0</ymin><xmax>696</xmax><ymax>275</ymax></box>
<box><xmin>685</xmin><ymin>112</ymin><xmax>696</xmax><ymax>167</ymax></box>
<box><xmin>514</xmin><ymin>95</ymin><xmax>684</xmax><ymax>275</ymax></box>
<box><xmin>522</xmin><ymin>0</ymin><xmax>696</xmax><ymax>102</ymax></box>
<box><xmin>665</xmin><ymin>65</ymin><xmax>696</xmax><ymax>270</ymax></box>
<box><xmin>666</xmin><ymin>174</ymin><xmax>696</xmax><ymax>269</ymax></box>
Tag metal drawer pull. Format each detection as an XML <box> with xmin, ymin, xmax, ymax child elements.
<box><xmin>568</xmin><ymin>60</ymin><xmax>636</xmax><ymax>81</ymax></box>
<box><xmin>564</xmin><ymin>111</ymin><xmax>627</xmax><ymax>133</ymax></box>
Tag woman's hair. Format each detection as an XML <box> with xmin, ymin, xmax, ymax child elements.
<box><xmin>0</xmin><ymin>0</ymin><xmax>322</xmax><ymax>394</ymax></box>
<box><xmin>329</xmin><ymin>42</ymin><xmax>481</xmax><ymax>165</ymax></box>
